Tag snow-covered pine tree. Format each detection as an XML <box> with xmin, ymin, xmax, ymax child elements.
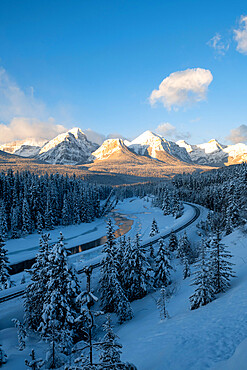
<box><xmin>168</xmin><ymin>231</ymin><xmax>178</xmax><ymax>252</ymax></box>
<box><xmin>154</xmin><ymin>239</ymin><xmax>172</xmax><ymax>288</ymax></box>
<box><xmin>183</xmin><ymin>255</ymin><xmax>190</xmax><ymax>279</ymax></box>
<box><xmin>190</xmin><ymin>240</ymin><xmax>215</xmax><ymax>310</ymax></box>
<box><xmin>0</xmin><ymin>344</ymin><xmax>7</xmax><ymax>366</ymax></box>
<box><xmin>24</xmin><ymin>233</ymin><xmax>52</xmax><ymax>330</ymax></box>
<box><xmin>100</xmin><ymin>219</ymin><xmax>118</xmax><ymax>313</ymax></box>
<box><xmin>44</xmin><ymin>195</ymin><xmax>54</xmax><ymax>230</ymax></box>
<box><xmin>149</xmin><ymin>218</ymin><xmax>159</xmax><ymax>237</ymax></box>
<box><xmin>98</xmin><ymin>315</ymin><xmax>138</xmax><ymax>370</ymax></box>
<box><xmin>0</xmin><ymin>235</ymin><xmax>12</xmax><ymax>290</ymax></box>
<box><xmin>12</xmin><ymin>318</ymin><xmax>27</xmax><ymax>351</ymax></box>
<box><xmin>99</xmin><ymin>227</ymin><xmax>133</xmax><ymax>323</ymax></box>
<box><xmin>0</xmin><ymin>202</ymin><xmax>8</xmax><ymax>240</ymax></box>
<box><xmin>162</xmin><ymin>193</ymin><xmax>171</xmax><ymax>216</ymax></box>
<box><xmin>177</xmin><ymin>231</ymin><xmax>192</xmax><ymax>262</ymax></box>
<box><xmin>25</xmin><ymin>349</ymin><xmax>44</xmax><ymax>370</ymax></box>
<box><xmin>157</xmin><ymin>286</ymin><xmax>169</xmax><ymax>320</ymax></box>
<box><xmin>11</xmin><ymin>206</ymin><xmax>20</xmax><ymax>239</ymax></box>
<box><xmin>99</xmin><ymin>314</ymin><xmax>122</xmax><ymax>367</ymax></box>
<box><xmin>209</xmin><ymin>233</ymin><xmax>235</xmax><ymax>294</ymax></box>
<box><xmin>38</xmin><ymin>233</ymin><xmax>80</xmax><ymax>344</ymax></box>
<box><xmin>36</xmin><ymin>211</ymin><xmax>43</xmax><ymax>234</ymax></box>
<box><xmin>225</xmin><ymin>206</ymin><xmax>233</xmax><ymax>235</ymax></box>
<box><xmin>62</xmin><ymin>194</ymin><xmax>70</xmax><ymax>226</ymax></box>
<box><xmin>22</xmin><ymin>197</ymin><xmax>32</xmax><ymax>235</ymax></box>
<box><xmin>122</xmin><ymin>234</ymin><xmax>152</xmax><ymax>301</ymax></box>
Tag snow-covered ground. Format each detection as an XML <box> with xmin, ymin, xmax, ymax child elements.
<box><xmin>5</xmin><ymin>198</ymin><xmax>247</xmax><ymax>369</ymax></box>
<box><xmin>117</xmin><ymin>227</ymin><xmax>247</xmax><ymax>370</ymax></box>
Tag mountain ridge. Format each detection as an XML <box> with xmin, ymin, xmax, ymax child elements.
<box><xmin>1</xmin><ymin>127</ymin><xmax>247</xmax><ymax>172</ymax></box>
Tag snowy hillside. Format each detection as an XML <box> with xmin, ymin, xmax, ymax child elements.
<box><xmin>38</xmin><ymin>127</ymin><xmax>99</xmax><ymax>164</ymax></box>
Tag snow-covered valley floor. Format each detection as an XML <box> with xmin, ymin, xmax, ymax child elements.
<box><xmin>1</xmin><ymin>198</ymin><xmax>247</xmax><ymax>369</ymax></box>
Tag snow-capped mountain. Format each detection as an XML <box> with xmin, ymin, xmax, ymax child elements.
<box><xmin>0</xmin><ymin>138</ymin><xmax>47</xmax><ymax>158</ymax></box>
<box><xmin>90</xmin><ymin>138</ymin><xmax>129</xmax><ymax>161</ymax></box>
<box><xmin>38</xmin><ymin>127</ymin><xmax>99</xmax><ymax>165</ymax></box>
<box><xmin>127</xmin><ymin>130</ymin><xmax>191</xmax><ymax>163</ymax></box>
<box><xmin>177</xmin><ymin>139</ymin><xmax>247</xmax><ymax>166</ymax></box>
<box><xmin>2</xmin><ymin>128</ymin><xmax>247</xmax><ymax>168</ymax></box>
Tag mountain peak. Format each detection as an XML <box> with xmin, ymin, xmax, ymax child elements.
<box><xmin>91</xmin><ymin>138</ymin><xmax>126</xmax><ymax>161</ymax></box>
<box><xmin>130</xmin><ymin>130</ymin><xmax>160</xmax><ymax>145</ymax></box>
<box><xmin>68</xmin><ymin>127</ymin><xmax>85</xmax><ymax>139</ymax></box>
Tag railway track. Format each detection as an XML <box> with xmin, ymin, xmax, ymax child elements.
<box><xmin>0</xmin><ymin>203</ymin><xmax>200</xmax><ymax>304</ymax></box>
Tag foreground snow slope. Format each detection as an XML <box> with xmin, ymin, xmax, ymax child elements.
<box><xmin>117</xmin><ymin>227</ymin><xmax>247</xmax><ymax>370</ymax></box>
<box><xmin>3</xmin><ymin>199</ymin><xmax>247</xmax><ymax>369</ymax></box>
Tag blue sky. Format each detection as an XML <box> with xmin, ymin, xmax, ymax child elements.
<box><xmin>0</xmin><ymin>0</ymin><xmax>247</xmax><ymax>145</ymax></box>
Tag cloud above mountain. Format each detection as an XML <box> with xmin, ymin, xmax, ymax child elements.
<box><xmin>227</xmin><ymin>124</ymin><xmax>247</xmax><ymax>144</ymax></box>
<box><xmin>84</xmin><ymin>128</ymin><xmax>129</xmax><ymax>145</ymax></box>
<box><xmin>234</xmin><ymin>15</ymin><xmax>247</xmax><ymax>54</ymax></box>
<box><xmin>0</xmin><ymin>66</ymin><xmax>69</xmax><ymax>144</ymax></box>
<box><xmin>0</xmin><ymin>117</ymin><xmax>67</xmax><ymax>144</ymax></box>
<box><xmin>149</xmin><ymin>68</ymin><xmax>213</xmax><ymax>110</ymax></box>
<box><xmin>155</xmin><ymin>122</ymin><xmax>191</xmax><ymax>140</ymax></box>
<box><xmin>0</xmin><ymin>67</ymin><xmax>47</xmax><ymax>122</ymax></box>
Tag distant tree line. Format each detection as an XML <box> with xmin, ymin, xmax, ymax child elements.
<box><xmin>0</xmin><ymin>169</ymin><xmax>111</xmax><ymax>240</ymax></box>
<box><xmin>173</xmin><ymin>163</ymin><xmax>247</xmax><ymax>234</ymax></box>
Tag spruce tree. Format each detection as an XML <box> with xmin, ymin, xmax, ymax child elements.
<box><xmin>11</xmin><ymin>206</ymin><xmax>20</xmax><ymax>239</ymax></box>
<box><xmin>168</xmin><ymin>231</ymin><xmax>178</xmax><ymax>252</ymax></box>
<box><xmin>12</xmin><ymin>319</ymin><xmax>27</xmax><ymax>351</ymax></box>
<box><xmin>190</xmin><ymin>240</ymin><xmax>215</xmax><ymax>310</ymax></box>
<box><xmin>24</xmin><ymin>233</ymin><xmax>52</xmax><ymax>330</ymax></box>
<box><xmin>209</xmin><ymin>233</ymin><xmax>235</xmax><ymax>294</ymax></box>
<box><xmin>0</xmin><ymin>202</ymin><xmax>8</xmax><ymax>240</ymax></box>
<box><xmin>122</xmin><ymin>234</ymin><xmax>152</xmax><ymax>301</ymax></box>
<box><xmin>100</xmin><ymin>225</ymin><xmax>133</xmax><ymax>323</ymax></box>
<box><xmin>177</xmin><ymin>232</ymin><xmax>192</xmax><ymax>262</ymax></box>
<box><xmin>36</xmin><ymin>211</ymin><xmax>43</xmax><ymax>234</ymax></box>
<box><xmin>22</xmin><ymin>197</ymin><xmax>31</xmax><ymax>235</ymax></box>
<box><xmin>183</xmin><ymin>255</ymin><xmax>190</xmax><ymax>279</ymax></box>
<box><xmin>0</xmin><ymin>236</ymin><xmax>12</xmax><ymax>290</ymax></box>
<box><xmin>157</xmin><ymin>286</ymin><xmax>169</xmax><ymax>320</ymax></box>
<box><xmin>38</xmin><ymin>233</ymin><xmax>80</xmax><ymax>344</ymax></box>
<box><xmin>99</xmin><ymin>315</ymin><xmax>122</xmax><ymax>367</ymax></box>
<box><xmin>154</xmin><ymin>239</ymin><xmax>172</xmax><ymax>288</ymax></box>
<box><xmin>62</xmin><ymin>194</ymin><xmax>70</xmax><ymax>226</ymax></box>
<box><xmin>149</xmin><ymin>218</ymin><xmax>159</xmax><ymax>237</ymax></box>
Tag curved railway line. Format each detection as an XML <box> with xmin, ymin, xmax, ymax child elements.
<box><xmin>0</xmin><ymin>202</ymin><xmax>200</xmax><ymax>304</ymax></box>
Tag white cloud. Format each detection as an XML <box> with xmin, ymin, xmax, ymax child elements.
<box><xmin>226</xmin><ymin>124</ymin><xmax>247</xmax><ymax>144</ymax></box>
<box><xmin>155</xmin><ymin>122</ymin><xmax>191</xmax><ymax>140</ymax></box>
<box><xmin>149</xmin><ymin>68</ymin><xmax>213</xmax><ymax>110</ymax></box>
<box><xmin>0</xmin><ymin>66</ymin><xmax>69</xmax><ymax>144</ymax></box>
<box><xmin>84</xmin><ymin>129</ymin><xmax>129</xmax><ymax>145</ymax></box>
<box><xmin>0</xmin><ymin>117</ymin><xmax>67</xmax><ymax>144</ymax></box>
<box><xmin>234</xmin><ymin>15</ymin><xmax>247</xmax><ymax>54</ymax></box>
<box><xmin>0</xmin><ymin>67</ymin><xmax>47</xmax><ymax>122</ymax></box>
<box><xmin>156</xmin><ymin>122</ymin><xmax>176</xmax><ymax>136</ymax></box>
<box><xmin>207</xmin><ymin>33</ymin><xmax>230</xmax><ymax>55</ymax></box>
<box><xmin>83</xmin><ymin>129</ymin><xmax>106</xmax><ymax>145</ymax></box>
